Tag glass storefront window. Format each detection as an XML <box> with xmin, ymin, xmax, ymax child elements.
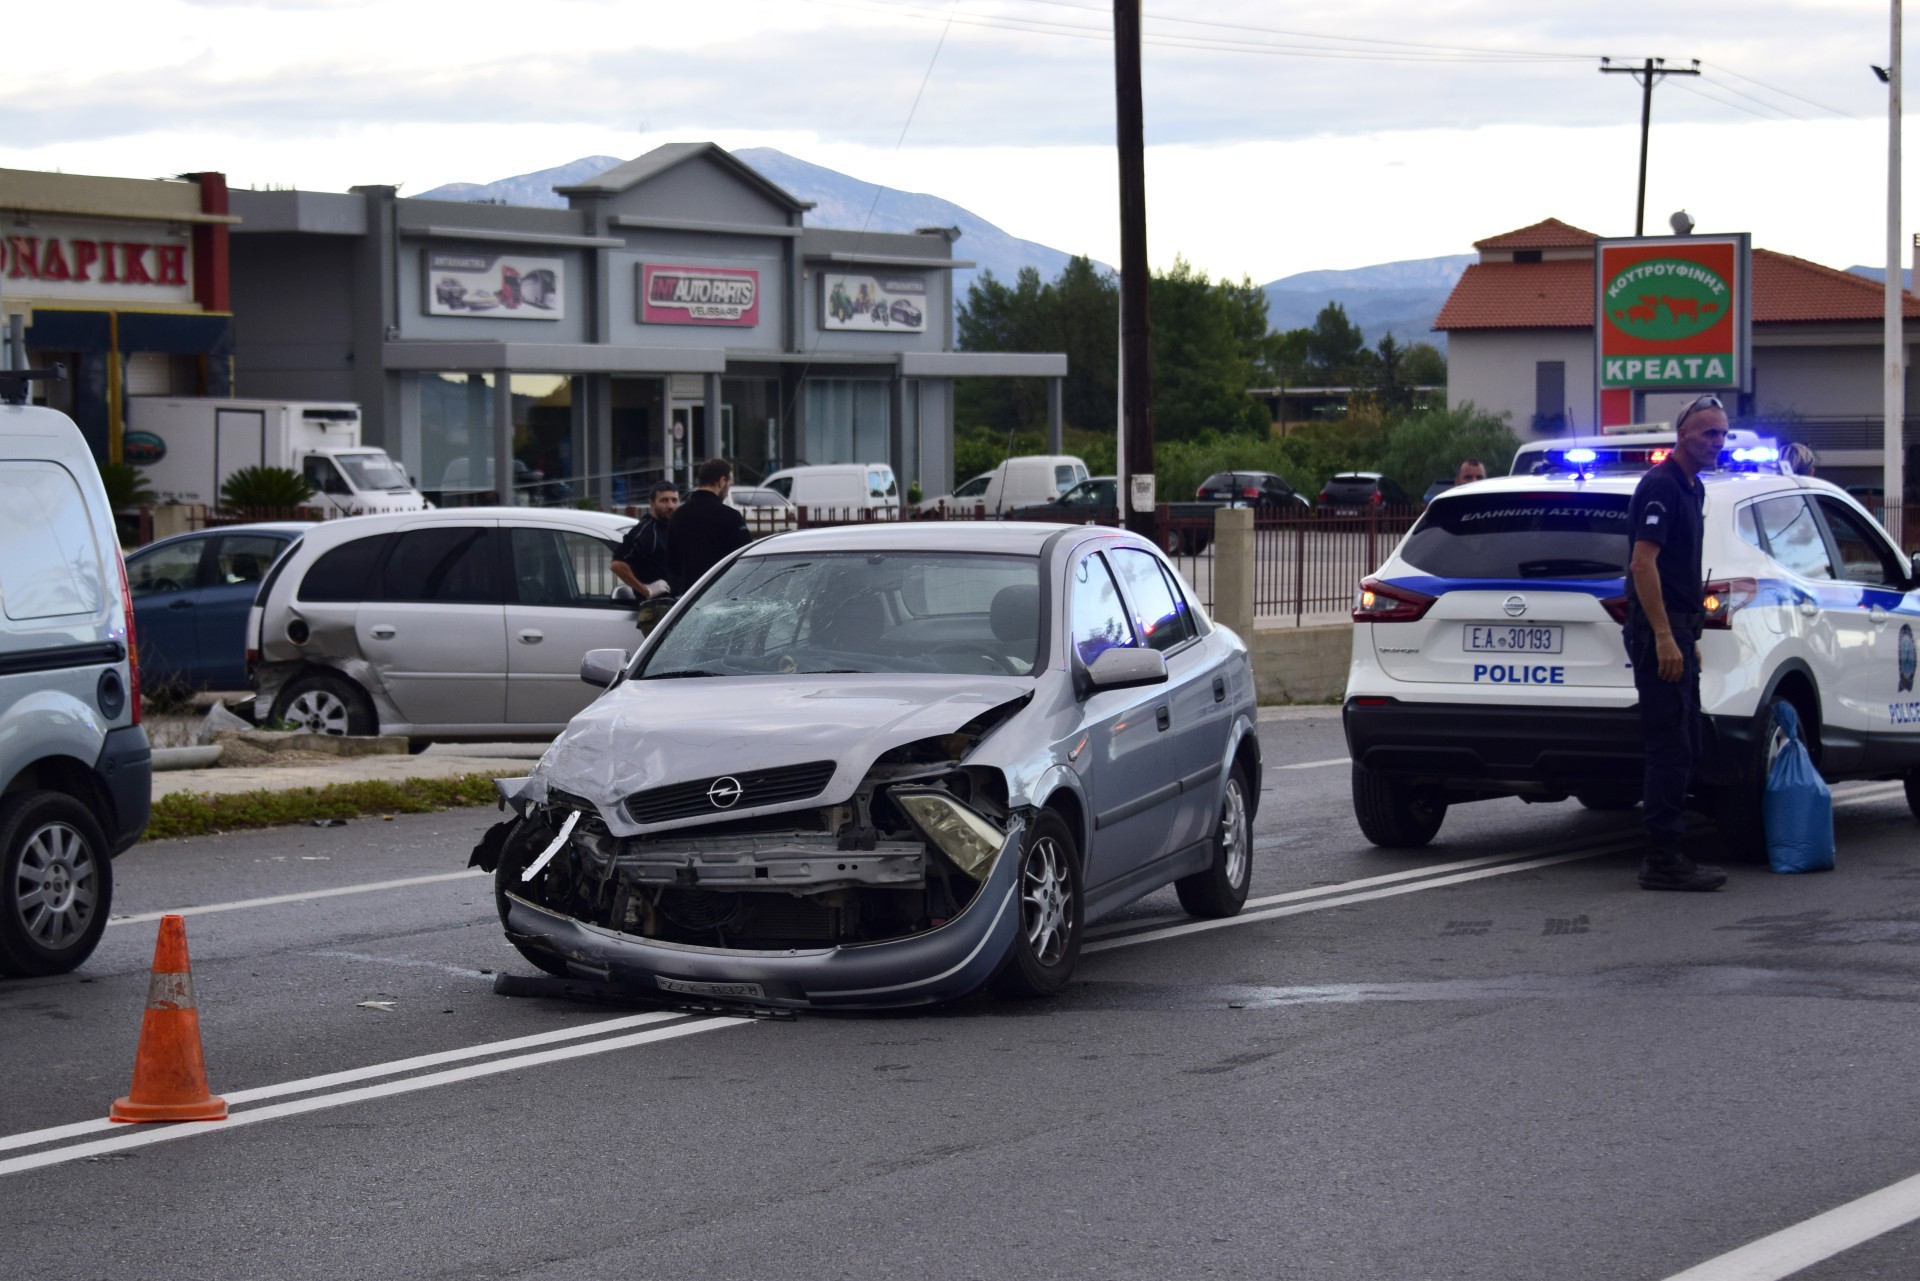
<box><xmin>611</xmin><ymin>376</ymin><xmax>664</xmax><ymax>508</ymax></box>
<box><xmin>420</xmin><ymin>372</ymin><xmax>494</xmax><ymax>506</ymax></box>
<box><xmin>722</xmin><ymin>377</ymin><xmax>781</xmax><ymax>484</ymax></box>
<box><xmin>511</xmin><ymin>373</ymin><xmax>573</xmax><ymax>507</ymax></box>
<box><xmin>804</xmin><ymin>379</ymin><xmax>890</xmax><ymax>466</ymax></box>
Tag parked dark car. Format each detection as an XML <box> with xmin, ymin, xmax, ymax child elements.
<box><xmin>1004</xmin><ymin>476</ymin><xmax>1119</xmax><ymax>524</ymax></box>
<box><xmin>1195</xmin><ymin>471</ymin><xmax>1309</xmax><ymax>510</ymax></box>
<box><xmin>889</xmin><ymin>298</ymin><xmax>923</xmax><ymax>327</ymax></box>
<box><xmin>127</xmin><ymin>522</ymin><xmax>311</xmax><ymax>690</ymax></box>
<box><xmin>1318</xmin><ymin>472</ymin><xmax>1413</xmax><ymax>511</ymax></box>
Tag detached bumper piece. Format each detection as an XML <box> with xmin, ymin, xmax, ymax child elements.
<box><xmin>502</xmin><ymin>820</ymin><xmax>1025</xmax><ymax>1010</ymax></box>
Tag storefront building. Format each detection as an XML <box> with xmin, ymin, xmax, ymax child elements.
<box><xmin>0</xmin><ymin>168</ymin><xmax>236</xmax><ymax>462</ymax></box>
<box><xmin>227</xmin><ymin>142</ymin><xmax>1065</xmax><ymax>505</ymax></box>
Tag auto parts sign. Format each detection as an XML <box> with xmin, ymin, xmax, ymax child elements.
<box><xmin>640</xmin><ymin>264</ymin><xmax>760</xmax><ymax>327</ymax></box>
<box><xmin>1594</xmin><ymin>234</ymin><xmax>1750</xmax><ymax>390</ymax></box>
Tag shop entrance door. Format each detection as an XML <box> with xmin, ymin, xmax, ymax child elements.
<box><xmin>667</xmin><ymin>402</ymin><xmax>707</xmax><ymax>489</ymax></box>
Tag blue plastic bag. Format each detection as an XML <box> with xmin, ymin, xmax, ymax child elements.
<box><xmin>1763</xmin><ymin>702</ymin><xmax>1834</xmax><ymax>874</ymax></box>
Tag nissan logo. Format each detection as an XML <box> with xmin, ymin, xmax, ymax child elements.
<box><xmin>1503</xmin><ymin>595</ymin><xmax>1527</xmax><ymax>618</ymax></box>
<box><xmin>707</xmin><ymin>776</ymin><xmax>744</xmax><ymax>808</ymax></box>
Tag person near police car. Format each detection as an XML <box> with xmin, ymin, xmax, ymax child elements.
<box><xmin>667</xmin><ymin>458</ymin><xmax>753</xmax><ymax>596</ymax></box>
<box><xmin>1623</xmin><ymin>395</ymin><xmax>1730</xmax><ymax>892</ymax></box>
<box><xmin>611</xmin><ymin>480</ymin><xmax>679</xmax><ymax>603</ymax></box>
<box><xmin>1454</xmin><ymin>458</ymin><xmax>1487</xmax><ymax>486</ymax></box>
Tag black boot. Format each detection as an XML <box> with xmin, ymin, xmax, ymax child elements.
<box><xmin>1638</xmin><ymin>846</ymin><xmax>1728</xmax><ymax>892</ymax></box>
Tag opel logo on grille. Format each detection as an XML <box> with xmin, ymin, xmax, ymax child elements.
<box><xmin>707</xmin><ymin>776</ymin><xmax>744</xmax><ymax>808</ymax></box>
<box><xmin>1503</xmin><ymin>595</ymin><xmax>1527</xmax><ymax>618</ymax></box>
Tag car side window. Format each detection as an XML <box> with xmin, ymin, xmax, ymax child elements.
<box><xmin>1814</xmin><ymin>497</ymin><xmax>1906</xmax><ymax>588</ymax></box>
<box><xmin>1735</xmin><ymin>503</ymin><xmax>1763</xmax><ymax>551</ymax></box>
<box><xmin>1070</xmin><ymin>553</ymin><xmax>1136</xmax><ymax>665</ymax></box>
<box><xmin>302</xmin><ymin>457</ymin><xmax>350</xmax><ymax>496</ymax></box>
<box><xmin>213</xmin><ymin>535</ymin><xmax>286</xmax><ymax>586</ymax></box>
<box><xmin>377</xmin><ymin>527</ymin><xmax>499</xmax><ymax>603</ymax></box>
<box><xmin>1109</xmin><ymin>548</ymin><xmax>1194</xmax><ymax>651</ymax></box>
<box><xmin>509</xmin><ymin>528</ymin><xmax>619</xmax><ymax>605</ymax></box>
<box><xmin>1754</xmin><ymin>496</ymin><xmax>1834</xmax><ymax>581</ymax></box>
<box><xmin>1054</xmin><ymin>465</ymin><xmax>1077</xmax><ymax>493</ymax></box>
<box><xmin>300</xmin><ymin>534</ymin><xmax>389</xmax><ymax>602</ymax></box>
<box><xmin>129</xmin><ymin>537</ymin><xmax>208</xmax><ymax>597</ymax></box>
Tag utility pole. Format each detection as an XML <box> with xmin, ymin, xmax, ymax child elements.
<box><xmin>1114</xmin><ymin>0</ymin><xmax>1155</xmax><ymax>540</ymax></box>
<box><xmin>1885</xmin><ymin>2</ymin><xmax>1907</xmax><ymax>545</ymax></box>
<box><xmin>1600</xmin><ymin>57</ymin><xmax>1700</xmax><ymax>236</ymax></box>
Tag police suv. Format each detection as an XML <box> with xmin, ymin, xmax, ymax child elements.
<box><xmin>1342</xmin><ymin>457</ymin><xmax>1920</xmax><ymax>854</ymax></box>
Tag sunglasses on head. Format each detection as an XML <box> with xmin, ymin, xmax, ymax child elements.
<box><xmin>1675</xmin><ymin>395</ymin><xmax>1724</xmax><ymax>430</ymax></box>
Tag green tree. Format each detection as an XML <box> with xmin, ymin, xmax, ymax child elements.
<box><xmin>219</xmin><ymin>465</ymin><xmax>313</xmax><ymax>512</ymax></box>
<box><xmin>1375</xmin><ymin>404</ymin><xmax>1518</xmax><ymax>498</ymax></box>
<box><xmin>1402</xmin><ymin>341</ymin><xmax>1448</xmax><ymax>388</ymax></box>
<box><xmin>1304</xmin><ymin>302</ymin><xmax>1368</xmax><ymax>384</ymax></box>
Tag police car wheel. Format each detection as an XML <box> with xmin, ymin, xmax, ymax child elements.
<box><xmin>1351</xmin><ymin>763</ymin><xmax>1446</xmax><ymax>848</ymax></box>
<box><xmin>1904</xmin><ymin>771</ymin><xmax>1920</xmax><ymax>823</ymax></box>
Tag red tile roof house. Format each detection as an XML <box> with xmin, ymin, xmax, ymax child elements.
<box><xmin>1434</xmin><ymin>218</ymin><xmax>1920</xmax><ymax>489</ymax></box>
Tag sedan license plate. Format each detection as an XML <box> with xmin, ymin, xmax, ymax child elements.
<box><xmin>1464</xmin><ymin>624</ymin><xmax>1562</xmax><ymax>654</ymax></box>
<box><xmin>656</xmin><ymin>976</ymin><xmax>766</xmax><ymax>1000</ymax></box>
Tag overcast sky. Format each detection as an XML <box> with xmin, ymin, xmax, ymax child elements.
<box><xmin>1</xmin><ymin>0</ymin><xmax>1907</xmax><ymax>283</ymax></box>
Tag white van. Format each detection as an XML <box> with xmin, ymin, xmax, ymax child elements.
<box><xmin>916</xmin><ymin>455</ymin><xmax>1089</xmax><ymax>516</ymax></box>
<box><xmin>762</xmin><ymin>464</ymin><xmax>900</xmax><ymax>519</ymax></box>
<box><xmin>0</xmin><ymin>395</ymin><xmax>151</xmax><ymax>976</ymax></box>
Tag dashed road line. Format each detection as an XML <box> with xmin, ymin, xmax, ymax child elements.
<box><xmin>108</xmin><ymin>870</ymin><xmax>486</xmax><ymax>927</ymax></box>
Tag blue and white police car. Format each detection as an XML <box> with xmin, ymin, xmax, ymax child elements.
<box><xmin>1342</xmin><ymin>459</ymin><xmax>1920</xmax><ymax>853</ymax></box>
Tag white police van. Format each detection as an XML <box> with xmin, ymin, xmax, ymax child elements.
<box><xmin>1343</xmin><ymin>460</ymin><xmax>1920</xmax><ymax>854</ymax></box>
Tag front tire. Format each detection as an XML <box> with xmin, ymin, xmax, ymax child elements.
<box><xmin>1904</xmin><ymin>770</ymin><xmax>1919</xmax><ymax>822</ymax></box>
<box><xmin>1177</xmin><ymin>765</ymin><xmax>1252</xmax><ymax>918</ymax></box>
<box><xmin>493</xmin><ymin>818</ymin><xmax>572</xmax><ymax>977</ymax></box>
<box><xmin>1352</xmin><ymin>763</ymin><xmax>1446</xmax><ymax>848</ymax></box>
<box><xmin>0</xmin><ymin>792</ymin><xmax>113</xmax><ymax>977</ymax></box>
<box><xmin>990</xmin><ymin>811</ymin><xmax>1083</xmax><ymax>998</ymax></box>
<box><xmin>271</xmin><ymin>671</ymin><xmax>376</xmax><ymax>737</ymax></box>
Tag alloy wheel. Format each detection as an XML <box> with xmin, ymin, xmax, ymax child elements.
<box><xmin>13</xmin><ymin>821</ymin><xmax>99</xmax><ymax>950</ymax></box>
<box><xmin>287</xmin><ymin>688</ymin><xmax>351</xmax><ymax>735</ymax></box>
<box><xmin>1021</xmin><ymin>836</ymin><xmax>1074</xmax><ymax>967</ymax></box>
<box><xmin>1221</xmin><ymin>777</ymin><xmax>1250</xmax><ymax>888</ymax></box>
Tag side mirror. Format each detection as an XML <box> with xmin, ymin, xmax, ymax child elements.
<box><xmin>610</xmin><ymin>583</ymin><xmax>637</xmax><ymax>603</ymax></box>
<box><xmin>1078</xmin><ymin>646</ymin><xmax>1168</xmax><ymax>698</ymax></box>
<box><xmin>579</xmin><ymin>647</ymin><xmax>630</xmax><ymax>688</ymax></box>
<box><xmin>1910</xmin><ymin>552</ymin><xmax>1920</xmax><ymax>589</ymax></box>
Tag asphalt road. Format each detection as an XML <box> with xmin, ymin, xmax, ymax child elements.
<box><xmin>4</xmin><ymin>710</ymin><xmax>1919</xmax><ymax>1281</ymax></box>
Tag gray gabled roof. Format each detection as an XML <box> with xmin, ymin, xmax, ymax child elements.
<box><xmin>554</xmin><ymin>142</ymin><xmax>814</xmax><ymax>212</ymax></box>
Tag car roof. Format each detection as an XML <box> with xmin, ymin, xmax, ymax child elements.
<box><xmin>743</xmin><ymin>521</ymin><xmax>1077</xmax><ymax>556</ymax></box>
<box><xmin>132</xmin><ymin>521</ymin><xmax>315</xmax><ymax>551</ymax></box>
<box><xmin>283</xmin><ymin>506</ymin><xmax>634</xmax><ymax>553</ymax></box>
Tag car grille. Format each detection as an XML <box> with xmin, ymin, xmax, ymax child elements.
<box><xmin>622</xmin><ymin>761</ymin><xmax>838</xmax><ymax>825</ymax></box>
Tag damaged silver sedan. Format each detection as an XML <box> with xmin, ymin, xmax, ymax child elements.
<box><xmin>471</xmin><ymin>522</ymin><xmax>1261</xmax><ymax>1008</ymax></box>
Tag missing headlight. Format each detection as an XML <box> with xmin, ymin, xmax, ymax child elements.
<box><xmin>892</xmin><ymin>789</ymin><xmax>1006</xmax><ymax>880</ymax></box>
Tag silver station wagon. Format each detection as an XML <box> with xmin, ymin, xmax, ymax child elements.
<box><xmin>473</xmin><ymin>522</ymin><xmax>1262</xmax><ymax>1008</ymax></box>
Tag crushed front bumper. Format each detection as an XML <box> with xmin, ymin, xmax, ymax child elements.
<box><xmin>500</xmin><ymin>818</ymin><xmax>1025</xmax><ymax>1010</ymax></box>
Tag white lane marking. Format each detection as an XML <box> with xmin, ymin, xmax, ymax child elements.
<box><xmin>0</xmin><ymin>1010</ymin><xmax>682</xmax><ymax>1156</ymax></box>
<box><xmin>1658</xmin><ymin>1167</ymin><xmax>1920</xmax><ymax>1281</ymax></box>
<box><xmin>108</xmin><ymin>870</ymin><xmax>486</xmax><ymax>926</ymax></box>
<box><xmin>1275</xmin><ymin>756</ymin><xmax>1349</xmax><ymax>771</ymax></box>
<box><xmin>1083</xmin><ymin>845</ymin><xmax>1632</xmax><ymax>955</ymax></box>
<box><xmin>1833</xmin><ymin>783</ymin><xmax>1906</xmax><ymax>809</ymax></box>
<box><xmin>0</xmin><ymin>1016</ymin><xmax>744</xmax><ymax>1178</ymax></box>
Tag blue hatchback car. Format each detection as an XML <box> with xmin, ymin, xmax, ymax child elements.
<box><xmin>126</xmin><ymin>523</ymin><xmax>311</xmax><ymax>690</ymax></box>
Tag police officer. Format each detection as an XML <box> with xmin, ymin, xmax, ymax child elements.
<box><xmin>1624</xmin><ymin>395</ymin><xmax>1730</xmax><ymax>891</ymax></box>
<box><xmin>667</xmin><ymin>458</ymin><xmax>753</xmax><ymax>595</ymax></box>
<box><xmin>611</xmin><ymin>480</ymin><xmax>678</xmax><ymax>600</ymax></box>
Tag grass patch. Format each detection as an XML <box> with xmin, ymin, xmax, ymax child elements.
<box><xmin>148</xmin><ymin>773</ymin><xmax>501</xmax><ymax>841</ymax></box>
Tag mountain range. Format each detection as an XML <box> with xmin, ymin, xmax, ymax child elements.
<box><xmin>417</xmin><ymin>151</ymin><xmax>1462</xmax><ymax>347</ymax></box>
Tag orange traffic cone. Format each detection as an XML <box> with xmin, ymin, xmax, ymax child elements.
<box><xmin>110</xmin><ymin>914</ymin><xmax>227</xmax><ymax>1123</ymax></box>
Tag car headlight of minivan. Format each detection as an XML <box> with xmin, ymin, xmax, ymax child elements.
<box><xmin>893</xmin><ymin>789</ymin><xmax>1006</xmax><ymax>880</ymax></box>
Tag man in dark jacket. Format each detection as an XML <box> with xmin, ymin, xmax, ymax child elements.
<box><xmin>667</xmin><ymin>459</ymin><xmax>753</xmax><ymax>594</ymax></box>
<box><xmin>611</xmin><ymin>480</ymin><xmax>678</xmax><ymax>599</ymax></box>
<box><xmin>1624</xmin><ymin>394</ymin><xmax>1729</xmax><ymax>892</ymax></box>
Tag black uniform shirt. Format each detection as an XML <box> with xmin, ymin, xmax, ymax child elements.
<box><xmin>1625</xmin><ymin>455</ymin><xmax>1706</xmax><ymax>632</ymax></box>
<box><xmin>614</xmin><ymin>515</ymin><xmax>670</xmax><ymax>587</ymax></box>
<box><xmin>666</xmin><ymin>490</ymin><xmax>752</xmax><ymax>595</ymax></box>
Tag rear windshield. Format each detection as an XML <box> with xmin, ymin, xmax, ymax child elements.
<box><xmin>1399</xmin><ymin>492</ymin><xmax>1632</xmax><ymax>579</ymax></box>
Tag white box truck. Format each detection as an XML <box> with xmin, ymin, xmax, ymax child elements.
<box><xmin>125</xmin><ymin>398</ymin><xmax>429</xmax><ymax>516</ymax></box>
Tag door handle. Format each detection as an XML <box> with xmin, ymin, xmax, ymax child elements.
<box><xmin>518</xmin><ymin>629</ymin><xmax>544</xmax><ymax>644</ymax></box>
<box><xmin>369</xmin><ymin>624</ymin><xmax>396</xmax><ymax>639</ymax></box>
<box><xmin>1212</xmin><ymin>675</ymin><xmax>1226</xmax><ymax>703</ymax></box>
<box><xmin>1797</xmin><ymin>599</ymin><xmax>1820</xmax><ymax>618</ymax></box>
<box><xmin>168</xmin><ymin>599</ymin><xmax>194</xmax><ymax>610</ymax></box>
<box><xmin>1155</xmin><ymin>704</ymin><xmax>1171</xmax><ymax>732</ymax></box>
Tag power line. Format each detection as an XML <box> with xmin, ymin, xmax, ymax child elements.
<box><xmin>1669</xmin><ymin>77</ymin><xmax>1789</xmax><ymax>122</ymax></box>
<box><xmin>1703</xmin><ymin>61</ymin><xmax>1858</xmax><ymax>120</ymax></box>
<box><xmin>1694</xmin><ymin>73</ymin><xmax>1806</xmax><ymax>121</ymax></box>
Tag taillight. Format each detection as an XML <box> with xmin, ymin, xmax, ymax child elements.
<box><xmin>115</xmin><ymin>551</ymin><xmax>140</xmax><ymax>725</ymax></box>
<box><xmin>1242</xmin><ymin>487</ymin><xmax>1259</xmax><ymax>498</ymax></box>
<box><xmin>1353</xmin><ymin>577</ymin><xmax>1436</xmax><ymax>623</ymax></box>
<box><xmin>1702</xmin><ymin>578</ymin><xmax>1758</xmax><ymax>630</ymax></box>
<box><xmin>1600</xmin><ymin>594</ymin><xmax>1631</xmax><ymax>624</ymax></box>
<box><xmin>1369</xmin><ymin>491</ymin><xmax>1384</xmax><ymax>506</ymax></box>
<box><xmin>1195</xmin><ymin>486</ymin><xmax>1207</xmax><ymax>498</ymax></box>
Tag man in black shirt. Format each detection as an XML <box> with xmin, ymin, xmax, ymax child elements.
<box><xmin>667</xmin><ymin>458</ymin><xmax>753</xmax><ymax>595</ymax></box>
<box><xmin>612</xmin><ymin>480</ymin><xmax>679</xmax><ymax>600</ymax></box>
<box><xmin>1624</xmin><ymin>395</ymin><xmax>1730</xmax><ymax>891</ymax></box>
